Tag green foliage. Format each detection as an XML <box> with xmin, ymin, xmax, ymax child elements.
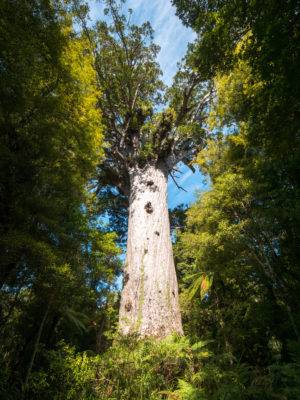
<box><xmin>81</xmin><ymin>0</ymin><xmax>209</xmax><ymax>207</ymax></box>
<box><xmin>8</xmin><ymin>335</ymin><xmax>220</xmax><ymax>399</ymax></box>
<box><xmin>168</xmin><ymin>379</ymin><xmax>204</xmax><ymax>400</ymax></box>
<box><xmin>0</xmin><ymin>0</ymin><xmax>120</xmax><ymax>396</ymax></box>
<box><xmin>172</xmin><ymin>0</ymin><xmax>300</xmax><ymax>398</ymax></box>
<box><xmin>93</xmin><ymin>0</ymin><xmax>165</xmax><ymax>174</ymax></box>
<box><xmin>187</xmin><ymin>273</ymin><xmax>214</xmax><ymax>301</ymax></box>
<box><xmin>25</xmin><ymin>342</ymin><xmax>100</xmax><ymax>400</ymax></box>
<box><xmin>6</xmin><ymin>336</ymin><xmax>299</xmax><ymax>400</ymax></box>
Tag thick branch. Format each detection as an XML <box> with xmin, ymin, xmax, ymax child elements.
<box><xmin>175</xmin><ymin>74</ymin><xmax>199</xmax><ymax>125</ymax></box>
<box><xmin>99</xmin><ymin>161</ymin><xmax>130</xmax><ymax>196</ymax></box>
<box><xmin>189</xmin><ymin>90</ymin><xmax>212</xmax><ymax>123</ymax></box>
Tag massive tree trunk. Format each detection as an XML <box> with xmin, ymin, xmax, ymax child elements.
<box><xmin>119</xmin><ymin>163</ymin><xmax>183</xmax><ymax>338</ymax></box>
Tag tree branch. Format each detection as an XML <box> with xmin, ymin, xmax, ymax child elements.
<box><xmin>169</xmin><ymin>171</ymin><xmax>187</xmax><ymax>192</ymax></box>
<box><xmin>175</xmin><ymin>74</ymin><xmax>199</xmax><ymax>126</ymax></box>
<box><xmin>189</xmin><ymin>90</ymin><xmax>212</xmax><ymax>124</ymax></box>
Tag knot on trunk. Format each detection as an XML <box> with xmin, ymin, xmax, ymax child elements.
<box><xmin>146</xmin><ymin>180</ymin><xmax>158</xmax><ymax>192</ymax></box>
<box><xmin>124</xmin><ymin>272</ymin><xmax>130</xmax><ymax>285</ymax></box>
<box><xmin>125</xmin><ymin>300</ymin><xmax>132</xmax><ymax>312</ymax></box>
<box><xmin>145</xmin><ymin>202</ymin><xmax>153</xmax><ymax>213</ymax></box>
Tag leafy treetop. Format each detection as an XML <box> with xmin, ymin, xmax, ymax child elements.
<box><xmin>81</xmin><ymin>0</ymin><xmax>211</xmax><ymax>195</ymax></box>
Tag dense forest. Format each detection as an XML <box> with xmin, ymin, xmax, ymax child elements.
<box><xmin>0</xmin><ymin>0</ymin><xmax>299</xmax><ymax>399</ymax></box>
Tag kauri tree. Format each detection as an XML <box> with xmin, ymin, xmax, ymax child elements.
<box><xmin>84</xmin><ymin>0</ymin><xmax>210</xmax><ymax>337</ymax></box>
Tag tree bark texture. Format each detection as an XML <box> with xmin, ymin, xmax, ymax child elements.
<box><xmin>119</xmin><ymin>163</ymin><xmax>183</xmax><ymax>338</ymax></box>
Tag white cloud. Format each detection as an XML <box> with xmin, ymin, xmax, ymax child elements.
<box><xmin>179</xmin><ymin>169</ymin><xmax>193</xmax><ymax>185</ymax></box>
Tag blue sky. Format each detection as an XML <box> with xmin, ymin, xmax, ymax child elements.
<box><xmin>88</xmin><ymin>0</ymin><xmax>207</xmax><ymax>208</ymax></box>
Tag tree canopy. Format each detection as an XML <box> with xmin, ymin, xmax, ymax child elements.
<box><xmin>84</xmin><ymin>0</ymin><xmax>211</xmax><ymax>196</ymax></box>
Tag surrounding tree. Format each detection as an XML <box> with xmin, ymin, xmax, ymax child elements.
<box><xmin>0</xmin><ymin>0</ymin><xmax>120</xmax><ymax>396</ymax></box>
<box><xmin>172</xmin><ymin>0</ymin><xmax>300</xmax><ymax>344</ymax></box>
<box><xmin>172</xmin><ymin>0</ymin><xmax>300</xmax><ymax>391</ymax></box>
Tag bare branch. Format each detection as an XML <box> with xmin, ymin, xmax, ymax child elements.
<box><xmin>172</xmin><ymin>166</ymin><xmax>183</xmax><ymax>174</ymax></box>
<box><xmin>189</xmin><ymin>90</ymin><xmax>212</xmax><ymax>124</ymax></box>
<box><xmin>170</xmin><ymin>172</ymin><xmax>187</xmax><ymax>192</ymax></box>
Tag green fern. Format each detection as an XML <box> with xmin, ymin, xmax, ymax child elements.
<box><xmin>172</xmin><ymin>379</ymin><xmax>204</xmax><ymax>400</ymax></box>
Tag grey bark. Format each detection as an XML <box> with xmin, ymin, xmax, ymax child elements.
<box><xmin>119</xmin><ymin>163</ymin><xmax>183</xmax><ymax>338</ymax></box>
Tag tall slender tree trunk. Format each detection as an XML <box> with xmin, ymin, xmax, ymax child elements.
<box><xmin>23</xmin><ymin>302</ymin><xmax>50</xmax><ymax>393</ymax></box>
<box><xmin>119</xmin><ymin>163</ymin><xmax>183</xmax><ymax>338</ymax></box>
